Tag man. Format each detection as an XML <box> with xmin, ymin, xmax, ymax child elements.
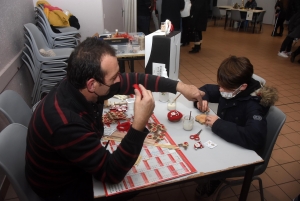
<box><xmin>244</xmin><ymin>0</ymin><xmax>257</xmax><ymax>9</ymax></box>
<box><xmin>25</xmin><ymin>37</ymin><xmax>204</xmax><ymax>201</ymax></box>
<box><xmin>161</xmin><ymin>0</ymin><xmax>185</xmax><ymax>31</ymax></box>
<box><xmin>137</xmin><ymin>0</ymin><xmax>151</xmax><ymax>35</ymax></box>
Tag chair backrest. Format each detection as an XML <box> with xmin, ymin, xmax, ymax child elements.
<box><xmin>212</xmin><ymin>7</ymin><xmax>221</xmax><ymax>18</ymax></box>
<box><xmin>252</xmin><ymin>73</ymin><xmax>266</xmax><ymax>85</ymax></box>
<box><xmin>24</xmin><ymin>23</ymin><xmax>49</xmax><ymax>51</ymax></box>
<box><xmin>231</xmin><ymin>10</ymin><xmax>242</xmax><ymax>21</ymax></box>
<box><xmin>255</xmin><ymin>106</ymin><xmax>286</xmax><ymax>174</ymax></box>
<box><xmin>0</xmin><ymin>123</ymin><xmax>42</xmax><ymax>201</ymax></box>
<box><xmin>256</xmin><ymin>11</ymin><xmax>266</xmax><ymax>23</ymax></box>
<box><xmin>0</xmin><ymin>90</ymin><xmax>32</xmax><ymax>127</ymax></box>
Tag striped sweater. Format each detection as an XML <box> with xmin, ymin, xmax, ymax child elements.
<box><xmin>25</xmin><ymin>73</ymin><xmax>178</xmax><ymax>199</ymax></box>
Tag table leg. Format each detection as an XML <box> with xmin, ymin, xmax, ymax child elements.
<box><xmin>224</xmin><ymin>11</ymin><xmax>228</xmax><ymax>29</ymax></box>
<box><xmin>253</xmin><ymin>13</ymin><xmax>257</xmax><ymax>33</ymax></box>
<box><xmin>119</xmin><ymin>60</ymin><xmax>125</xmax><ymax>73</ymax></box>
<box><xmin>239</xmin><ymin>166</ymin><xmax>255</xmax><ymax>201</ymax></box>
<box><xmin>129</xmin><ymin>59</ymin><xmax>134</xmax><ymax>72</ymax></box>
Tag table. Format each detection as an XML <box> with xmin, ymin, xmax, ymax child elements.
<box><xmin>117</xmin><ymin>51</ymin><xmax>145</xmax><ymax>73</ymax></box>
<box><xmin>93</xmin><ymin>93</ymin><xmax>263</xmax><ymax>200</ymax></box>
<box><xmin>218</xmin><ymin>6</ymin><xmax>265</xmax><ymax>33</ymax></box>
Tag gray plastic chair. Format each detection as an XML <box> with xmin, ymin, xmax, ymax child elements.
<box><xmin>211</xmin><ymin>7</ymin><xmax>226</xmax><ymax>26</ymax></box>
<box><xmin>0</xmin><ymin>123</ymin><xmax>43</xmax><ymax>201</ymax></box>
<box><xmin>215</xmin><ymin>106</ymin><xmax>286</xmax><ymax>201</ymax></box>
<box><xmin>231</xmin><ymin>10</ymin><xmax>246</xmax><ymax>31</ymax></box>
<box><xmin>0</xmin><ymin>90</ymin><xmax>32</xmax><ymax>127</ymax></box>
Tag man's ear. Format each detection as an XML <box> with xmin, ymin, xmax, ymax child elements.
<box><xmin>240</xmin><ymin>83</ymin><xmax>248</xmax><ymax>91</ymax></box>
<box><xmin>86</xmin><ymin>78</ymin><xmax>96</xmax><ymax>93</ymax></box>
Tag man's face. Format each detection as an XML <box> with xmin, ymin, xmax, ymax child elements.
<box><xmin>94</xmin><ymin>55</ymin><xmax>120</xmax><ymax>96</ymax></box>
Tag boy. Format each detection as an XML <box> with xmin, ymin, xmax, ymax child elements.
<box><xmin>193</xmin><ymin>55</ymin><xmax>278</xmax><ymax>198</ymax></box>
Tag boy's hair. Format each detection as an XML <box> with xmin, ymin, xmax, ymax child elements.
<box><xmin>67</xmin><ymin>37</ymin><xmax>116</xmax><ymax>89</ymax></box>
<box><xmin>217</xmin><ymin>56</ymin><xmax>253</xmax><ymax>90</ymax></box>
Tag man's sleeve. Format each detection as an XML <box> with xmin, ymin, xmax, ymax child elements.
<box><xmin>53</xmin><ymin>124</ymin><xmax>148</xmax><ymax>184</ymax></box>
<box><xmin>118</xmin><ymin>73</ymin><xmax>178</xmax><ymax>95</ymax></box>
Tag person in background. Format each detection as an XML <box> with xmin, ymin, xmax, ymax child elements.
<box><xmin>272</xmin><ymin>0</ymin><xmax>286</xmax><ymax>37</ymax></box>
<box><xmin>180</xmin><ymin>0</ymin><xmax>191</xmax><ymax>46</ymax></box>
<box><xmin>278</xmin><ymin>10</ymin><xmax>300</xmax><ymax>58</ymax></box>
<box><xmin>161</xmin><ymin>0</ymin><xmax>185</xmax><ymax>31</ymax></box>
<box><xmin>290</xmin><ymin>45</ymin><xmax>300</xmax><ymax>63</ymax></box>
<box><xmin>137</xmin><ymin>0</ymin><xmax>152</xmax><ymax>35</ymax></box>
<box><xmin>294</xmin><ymin>194</ymin><xmax>300</xmax><ymax>201</ymax></box>
<box><xmin>193</xmin><ymin>56</ymin><xmax>278</xmax><ymax>199</ymax></box>
<box><xmin>25</xmin><ymin>37</ymin><xmax>205</xmax><ymax>201</ymax></box>
<box><xmin>244</xmin><ymin>0</ymin><xmax>257</xmax><ymax>9</ymax></box>
<box><xmin>151</xmin><ymin>0</ymin><xmax>159</xmax><ymax>31</ymax></box>
<box><xmin>189</xmin><ymin>0</ymin><xmax>210</xmax><ymax>53</ymax></box>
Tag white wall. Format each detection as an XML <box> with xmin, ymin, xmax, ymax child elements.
<box><xmin>217</xmin><ymin>0</ymin><xmax>277</xmax><ymax>25</ymax></box>
<box><xmin>33</xmin><ymin>0</ymin><xmax>105</xmax><ymax>41</ymax></box>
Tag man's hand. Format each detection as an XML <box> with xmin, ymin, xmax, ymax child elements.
<box><xmin>197</xmin><ymin>100</ymin><xmax>209</xmax><ymax>113</ymax></box>
<box><xmin>176</xmin><ymin>82</ymin><xmax>205</xmax><ymax>103</ymax></box>
<box><xmin>205</xmin><ymin>115</ymin><xmax>219</xmax><ymax>127</ymax></box>
<box><xmin>132</xmin><ymin>84</ymin><xmax>155</xmax><ymax>131</ymax></box>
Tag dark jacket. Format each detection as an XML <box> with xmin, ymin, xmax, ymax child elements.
<box><xmin>25</xmin><ymin>73</ymin><xmax>178</xmax><ymax>199</ymax></box>
<box><xmin>245</xmin><ymin>0</ymin><xmax>257</xmax><ymax>9</ymax></box>
<box><xmin>190</xmin><ymin>0</ymin><xmax>210</xmax><ymax>31</ymax></box>
<box><xmin>161</xmin><ymin>0</ymin><xmax>185</xmax><ymax>31</ymax></box>
<box><xmin>288</xmin><ymin>11</ymin><xmax>300</xmax><ymax>38</ymax></box>
<box><xmin>194</xmin><ymin>78</ymin><xmax>278</xmax><ymax>151</ymax></box>
<box><xmin>275</xmin><ymin>0</ymin><xmax>286</xmax><ymax>20</ymax></box>
<box><xmin>286</xmin><ymin>0</ymin><xmax>300</xmax><ymax>20</ymax></box>
<box><xmin>137</xmin><ymin>0</ymin><xmax>152</xmax><ymax>16</ymax></box>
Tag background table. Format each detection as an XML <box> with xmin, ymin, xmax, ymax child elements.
<box><xmin>117</xmin><ymin>51</ymin><xmax>144</xmax><ymax>73</ymax></box>
<box><xmin>218</xmin><ymin>6</ymin><xmax>265</xmax><ymax>33</ymax></box>
<box><xmin>93</xmin><ymin>93</ymin><xmax>263</xmax><ymax>200</ymax></box>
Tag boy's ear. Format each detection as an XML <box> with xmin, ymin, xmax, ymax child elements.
<box><xmin>240</xmin><ymin>83</ymin><xmax>248</xmax><ymax>91</ymax></box>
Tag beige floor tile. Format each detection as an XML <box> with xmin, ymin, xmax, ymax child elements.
<box><xmin>263</xmin><ymin>185</ymin><xmax>291</xmax><ymax>201</ymax></box>
<box><xmin>265</xmin><ymin>166</ymin><xmax>295</xmax><ymax>184</ymax></box>
<box><xmin>271</xmin><ymin>149</ymin><xmax>296</xmax><ymax>164</ymax></box>
<box><xmin>286</xmin><ymin>111</ymin><xmax>300</xmax><ymax>121</ymax></box>
<box><xmin>287</xmin><ymin>103</ymin><xmax>300</xmax><ymax>111</ymax></box>
<box><xmin>281</xmin><ymin>161</ymin><xmax>300</xmax><ymax>180</ymax></box>
<box><xmin>282</xmin><ymin>146</ymin><xmax>300</xmax><ymax>160</ymax></box>
<box><xmin>275</xmin><ymin>135</ymin><xmax>295</xmax><ymax>148</ymax></box>
<box><xmin>278</xmin><ymin>181</ymin><xmax>300</xmax><ymax>199</ymax></box>
<box><xmin>267</xmin><ymin>158</ymin><xmax>278</xmax><ymax>168</ymax></box>
<box><xmin>230</xmin><ymin>184</ymin><xmax>257</xmax><ymax>195</ymax></box>
<box><xmin>244</xmin><ymin>190</ymin><xmax>262</xmax><ymax>201</ymax></box>
<box><xmin>285</xmin><ymin>132</ymin><xmax>300</xmax><ymax>145</ymax></box>
<box><xmin>285</xmin><ymin>121</ymin><xmax>300</xmax><ymax>132</ymax></box>
<box><xmin>280</xmin><ymin>125</ymin><xmax>296</xmax><ymax>135</ymax></box>
<box><xmin>252</xmin><ymin>172</ymin><xmax>276</xmax><ymax>189</ymax></box>
<box><xmin>277</xmin><ymin>105</ymin><xmax>294</xmax><ymax>113</ymax></box>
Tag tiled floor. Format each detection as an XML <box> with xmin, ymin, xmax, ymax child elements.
<box><xmin>4</xmin><ymin>21</ymin><xmax>300</xmax><ymax>200</ymax></box>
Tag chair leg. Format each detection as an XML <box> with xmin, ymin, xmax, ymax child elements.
<box><xmin>253</xmin><ymin>176</ymin><xmax>264</xmax><ymax>201</ymax></box>
<box><xmin>215</xmin><ymin>179</ymin><xmax>244</xmax><ymax>201</ymax></box>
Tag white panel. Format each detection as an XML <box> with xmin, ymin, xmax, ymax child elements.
<box><xmin>102</xmin><ymin>0</ymin><xmax>124</xmax><ymax>32</ymax></box>
<box><xmin>169</xmin><ymin>33</ymin><xmax>181</xmax><ymax>81</ymax></box>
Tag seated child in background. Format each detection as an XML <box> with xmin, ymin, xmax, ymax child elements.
<box><xmin>193</xmin><ymin>55</ymin><xmax>278</xmax><ymax>198</ymax></box>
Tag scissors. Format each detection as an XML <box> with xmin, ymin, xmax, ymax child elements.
<box><xmin>190</xmin><ymin>129</ymin><xmax>202</xmax><ymax>141</ymax></box>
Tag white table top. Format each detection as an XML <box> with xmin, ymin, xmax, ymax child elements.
<box><xmin>93</xmin><ymin>93</ymin><xmax>263</xmax><ymax>198</ymax></box>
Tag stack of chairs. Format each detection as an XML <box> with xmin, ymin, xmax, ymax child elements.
<box><xmin>22</xmin><ymin>23</ymin><xmax>74</xmax><ymax>104</ymax></box>
<box><xmin>35</xmin><ymin>5</ymin><xmax>80</xmax><ymax>49</ymax></box>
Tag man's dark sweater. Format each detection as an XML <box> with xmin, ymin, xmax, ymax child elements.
<box><xmin>25</xmin><ymin>73</ymin><xmax>178</xmax><ymax>200</ymax></box>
